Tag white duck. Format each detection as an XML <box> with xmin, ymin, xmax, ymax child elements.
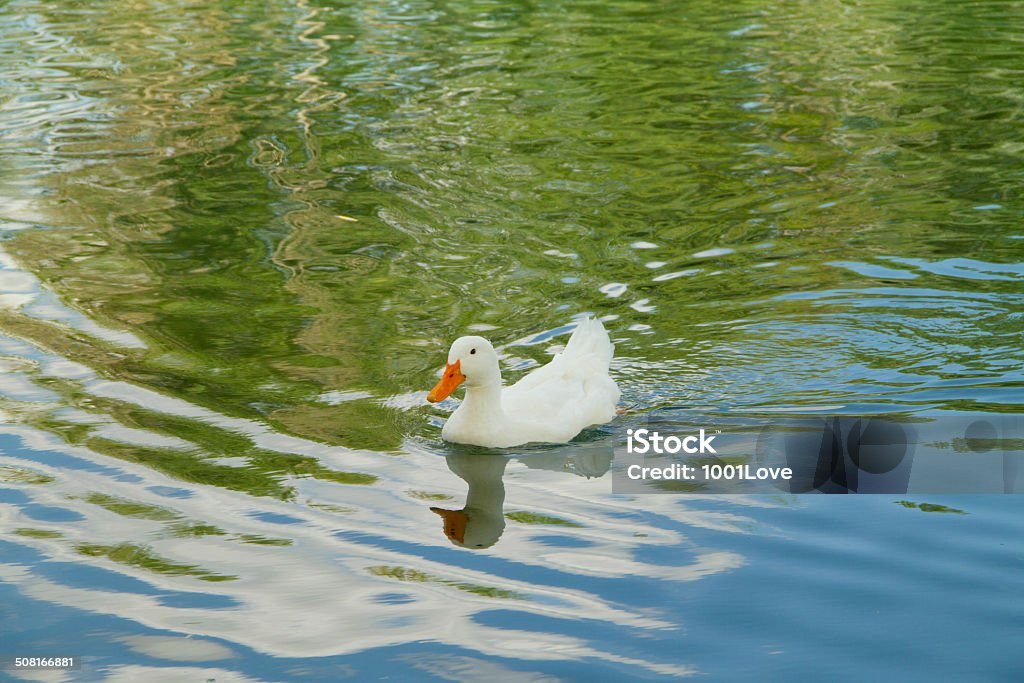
<box><xmin>427</xmin><ymin>317</ymin><xmax>620</xmax><ymax>447</ymax></box>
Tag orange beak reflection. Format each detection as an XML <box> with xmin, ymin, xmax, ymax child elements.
<box><xmin>427</xmin><ymin>360</ymin><xmax>465</xmax><ymax>403</ymax></box>
<box><xmin>431</xmin><ymin>507</ymin><xmax>468</xmax><ymax>544</ymax></box>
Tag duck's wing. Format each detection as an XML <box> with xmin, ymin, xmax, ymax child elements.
<box><xmin>502</xmin><ymin>318</ymin><xmax>619</xmax><ymax>439</ymax></box>
<box><xmin>562</xmin><ymin>315</ymin><xmax>614</xmax><ymax>369</ymax></box>
<box><xmin>508</xmin><ymin>318</ymin><xmax>613</xmax><ymax>389</ymax></box>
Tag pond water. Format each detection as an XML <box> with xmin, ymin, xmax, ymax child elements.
<box><xmin>1</xmin><ymin>0</ymin><xmax>1023</xmax><ymax>680</ymax></box>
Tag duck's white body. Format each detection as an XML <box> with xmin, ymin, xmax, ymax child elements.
<box><xmin>429</xmin><ymin>318</ymin><xmax>620</xmax><ymax>448</ymax></box>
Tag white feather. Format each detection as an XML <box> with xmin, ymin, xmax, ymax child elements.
<box><xmin>435</xmin><ymin>317</ymin><xmax>620</xmax><ymax>447</ymax></box>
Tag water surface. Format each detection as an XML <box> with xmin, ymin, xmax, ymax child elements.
<box><xmin>1</xmin><ymin>0</ymin><xmax>1023</xmax><ymax>679</ymax></box>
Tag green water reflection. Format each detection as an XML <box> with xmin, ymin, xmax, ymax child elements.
<box><xmin>4</xmin><ymin>2</ymin><xmax>1020</xmax><ymax>461</ymax></box>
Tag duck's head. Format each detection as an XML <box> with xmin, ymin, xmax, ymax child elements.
<box><xmin>427</xmin><ymin>336</ymin><xmax>499</xmax><ymax>402</ymax></box>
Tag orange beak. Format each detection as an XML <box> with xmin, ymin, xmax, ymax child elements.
<box><xmin>427</xmin><ymin>360</ymin><xmax>465</xmax><ymax>403</ymax></box>
<box><xmin>431</xmin><ymin>507</ymin><xmax>468</xmax><ymax>544</ymax></box>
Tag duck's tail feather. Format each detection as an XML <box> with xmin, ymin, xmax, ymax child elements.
<box><xmin>564</xmin><ymin>316</ymin><xmax>614</xmax><ymax>368</ymax></box>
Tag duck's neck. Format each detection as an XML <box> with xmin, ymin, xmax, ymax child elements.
<box><xmin>460</xmin><ymin>380</ymin><xmax>504</xmax><ymax>420</ymax></box>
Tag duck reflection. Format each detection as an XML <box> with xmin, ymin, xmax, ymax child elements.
<box><xmin>430</xmin><ymin>439</ymin><xmax>613</xmax><ymax>549</ymax></box>
<box><xmin>431</xmin><ymin>453</ymin><xmax>508</xmax><ymax>549</ymax></box>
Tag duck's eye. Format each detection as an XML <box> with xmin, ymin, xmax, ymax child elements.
<box><xmin>470</xmin><ymin>348</ymin><xmax>476</xmax><ymax>355</ymax></box>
